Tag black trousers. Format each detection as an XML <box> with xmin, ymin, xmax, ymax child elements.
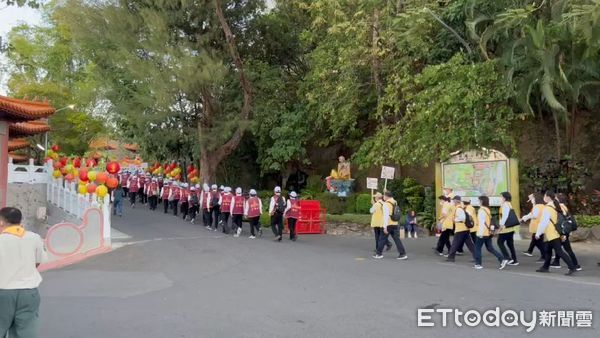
<box><xmin>163</xmin><ymin>199</ymin><xmax>169</xmax><ymax>213</ymax></box>
<box><xmin>189</xmin><ymin>205</ymin><xmax>198</xmax><ymax>221</ymax></box>
<box><xmin>376</xmin><ymin>226</ymin><xmax>406</xmax><ymax>256</ymax></box>
<box><xmin>220</xmin><ymin>212</ymin><xmax>231</xmax><ymax>233</ymax></box>
<box><xmin>542</xmin><ymin>238</ymin><xmax>575</xmax><ymax>270</ymax></box>
<box><xmin>202</xmin><ymin>209</ymin><xmax>211</xmax><ymax>227</ymax></box>
<box><xmin>436</xmin><ymin>229</ymin><xmax>452</xmax><ymax>253</ymax></box>
<box><xmin>139</xmin><ymin>190</ymin><xmax>146</xmax><ymax>204</ymax></box>
<box><xmin>171</xmin><ymin>200</ymin><xmax>179</xmax><ymax>216</ymax></box>
<box><xmin>271</xmin><ymin>212</ymin><xmax>284</xmax><ymax>237</ymax></box>
<box><xmin>209</xmin><ymin>206</ymin><xmax>220</xmax><ymax>228</ymax></box>
<box><xmin>249</xmin><ymin>216</ymin><xmax>260</xmax><ymax>236</ymax></box>
<box><xmin>232</xmin><ymin>214</ymin><xmax>243</xmax><ymax>231</ymax></box>
<box><xmin>129</xmin><ymin>192</ymin><xmax>137</xmax><ymax>205</ymax></box>
<box><xmin>180</xmin><ymin>202</ymin><xmax>189</xmax><ymax>219</ymax></box>
<box><xmin>149</xmin><ymin>196</ymin><xmax>158</xmax><ymax>210</ymax></box>
<box><xmin>448</xmin><ymin>231</ymin><xmax>475</xmax><ymax>259</ymax></box>
<box><xmin>552</xmin><ymin>235</ymin><xmax>579</xmax><ymax>267</ymax></box>
<box><xmin>527</xmin><ymin>234</ymin><xmax>546</xmax><ymax>257</ymax></box>
<box><xmin>497</xmin><ymin>232</ymin><xmax>518</xmax><ymax>262</ymax></box>
<box><xmin>288</xmin><ymin>217</ymin><xmax>297</xmax><ymax>240</ymax></box>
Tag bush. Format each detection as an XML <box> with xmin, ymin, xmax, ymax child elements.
<box><xmin>355</xmin><ymin>193</ymin><xmax>372</xmax><ymax>214</ymax></box>
<box><xmin>326</xmin><ymin>213</ymin><xmax>371</xmax><ymax>225</ymax></box>
<box><xmin>418</xmin><ymin>186</ymin><xmax>436</xmax><ymax>232</ymax></box>
<box><xmin>403</xmin><ymin>177</ymin><xmax>424</xmax><ymax>212</ymax></box>
<box><xmin>575</xmin><ymin>215</ymin><xmax>600</xmax><ymax>228</ymax></box>
<box><xmin>316</xmin><ymin>192</ymin><xmax>346</xmax><ymax>215</ymax></box>
<box><xmin>344</xmin><ymin>194</ymin><xmax>357</xmax><ymax>213</ymax></box>
<box><xmin>260</xmin><ymin>213</ymin><xmax>271</xmax><ymax>228</ymax></box>
<box><xmin>385</xmin><ymin>179</ymin><xmax>404</xmax><ymax>202</ymax></box>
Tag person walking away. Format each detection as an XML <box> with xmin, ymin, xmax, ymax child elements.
<box><xmin>188</xmin><ymin>187</ymin><xmax>199</xmax><ymax>223</ymax></box>
<box><xmin>370</xmin><ymin>193</ymin><xmax>385</xmax><ymax>253</ymax></box>
<box><xmin>473</xmin><ymin>196</ymin><xmax>508</xmax><ymax>270</ymax></box>
<box><xmin>200</xmin><ymin>184</ymin><xmax>212</xmax><ymax>229</ymax></box>
<box><xmin>245</xmin><ymin>189</ymin><xmax>263</xmax><ymax>239</ymax></box>
<box><xmin>127</xmin><ymin>174</ymin><xmax>139</xmax><ymax>208</ymax></box>
<box><xmin>138</xmin><ymin>175</ymin><xmax>146</xmax><ymax>206</ymax></box>
<box><xmin>112</xmin><ymin>184</ymin><xmax>125</xmax><ymax>217</ymax></box>
<box><xmin>269</xmin><ymin>186</ymin><xmax>286</xmax><ymax>241</ymax></box>
<box><xmin>497</xmin><ymin>192</ymin><xmax>520</xmax><ymax>266</ymax></box>
<box><xmin>284</xmin><ymin>191</ymin><xmax>300</xmax><ymax>241</ymax></box>
<box><xmin>535</xmin><ymin>191</ymin><xmax>577</xmax><ymax>275</ymax></box>
<box><xmin>464</xmin><ymin>200</ymin><xmax>478</xmax><ymax>246</ymax></box>
<box><xmin>550</xmin><ymin>193</ymin><xmax>581</xmax><ymax>270</ymax></box>
<box><xmin>373</xmin><ymin>191</ymin><xmax>407</xmax><ymax>260</ymax></box>
<box><xmin>219</xmin><ymin>187</ymin><xmax>233</xmax><ymax>234</ymax></box>
<box><xmin>180</xmin><ymin>183</ymin><xmax>190</xmax><ymax>220</ymax></box>
<box><xmin>435</xmin><ymin>196</ymin><xmax>453</xmax><ymax>255</ymax></box>
<box><xmin>0</xmin><ymin>207</ymin><xmax>46</xmax><ymax>338</ymax></box>
<box><xmin>208</xmin><ymin>184</ymin><xmax>222</xmax><ymax>231</ymax></box>
<box><xmin>169</xmin><ymin>182</ymin><xmax>181</xmax><ymax>217</ymax></box>
<box><xmin>521</xmin><ymin>193</ymin><xmax>546</xmax><ymax>261</ymax></box>
<box><xmin>445</xmin><ymin>196</ymin><xmax>475</xmax><ymax>262</ymax></box>
<box><xmin>121</xmin><ymin>170</ymin><xmax>130</xmax><ymax>197</ymax></box>
<box><xmin>161</xmin><ymin>180</ymin><xmax>171</xmax><ymax>214</ymax></box>
<box><xmin>231</xmin><ymin>188</ymin><xmax>245</xmax><ymax>237</ymax></box>
<box><xmin>405</xmin><ymin>210</ymin><xmax>418</xmax><ymax>238</ymax></box>
<box><xmin>148</xmin><ymin>178</ymin><xmax>159</xmax><ymax>211</ymax></box>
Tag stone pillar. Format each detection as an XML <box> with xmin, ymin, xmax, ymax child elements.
<box><xmin>0</xmin><ymin>121</ymin><xmax>9</xmax><ymax>208</ymax></box>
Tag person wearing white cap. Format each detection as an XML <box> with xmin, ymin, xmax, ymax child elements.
<box><xmin>218</xmin><ymin>187</ymin><xmax>233</xmax><ymax>234</ymax></box>
<box><xmin>284</xmin><ymin>191</ymin><xmax>300</xmax><ymax>241</ymax></box>
<box><xmin>208</xmin><ymin>184</ymin><xmax>222</xmax><ymax>231</ymax></box>
<box><xmin>168</xmin><ymin>182</ymin><xmax>182</xmax><ymax>217</ymax></box>
<box><xmin>188</xmin><ymin>186</ymin><xmax>199</xmax><ymax>223</ymax></box>
<box><xmin>161</xmin><ymin>181</ymin><xmax>172</xmax><ymax>214</ymax></box>
<box><xmin>231</xmin><ymin>187</ymin><xmax>245</xmax><ymax>237</ymax></box>
<box><xmin>180</xmin><ymin>183</ymin><xmax>190</xmax><ymax>220</ymax></box>
<box><xmin>269</xmin><ymin>186</ymin><xmax>286</xmax><ymax>241</ymax></box>
<box><xmin>148</xmin><ymin>178</ymin><xmax>160</xmax><ymax>211</ymax></box>
<box><xmin>200</xmin><ymin>184</ymin><xmax>212</xmax><ymax>229</ymax></box>
<box><xmin>245</xmin><ymin>189</ymin><xmax>263</xmax><ymax>239</ymax></box>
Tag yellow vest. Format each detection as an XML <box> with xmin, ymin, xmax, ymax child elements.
<box><xmin>499</xmin><ymin>201</ymin><xmax>517</xmax><ymax>234</ymax></box>
<box><xmin>543</xmin><ymin>203</ymin><xmax>560</xmax><ymax>241</ymax></box>
<box><xmin>528</xmin><ymin>204</ymin><xmax>545</xmax><ymax>233</ymax></box>
<box><xmin>385</xmin><ymin>198</ymin><xmax>398</xmax><ymax>226</ymax></box>
<box><xmin>478</xmin><ymin>207</ymin><xmax>491</xmax><ymax>237</ymax></box>
<box><xmin>442</xmin><ymin>202</ymin><xmax>455</xmax><ymax>230</ymax></box>
<box><xmin>465</xmin><ymin>205</ymin><xmax>477</xmax><ymax>233</ymax></box>
<box><xmin>370</xmin><ymin>202</ymin><xmax>384</xmax><ymax>228</ymax></box>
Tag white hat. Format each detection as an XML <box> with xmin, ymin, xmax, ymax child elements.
<box><xmin>219</xmin><ymin>185</ymin><xmax>225</xmax><ymax>190</ymax></box>
<box><xmin>274</xmin><ymin>186</ymin><xmax>281</xmax><ymax>193</ymax></box>
<box><xmin>195</xmin><ymin>184</ymin><xmax>200</xmax><ymax>188</ymax></box>
<box><xmin>191</xmin><ymin>187</ymin><xmax>196</xmax><ymax>191</ymax></box>
<box><xmin>224</xmin><ymin>187</ymin><xmax>231</xmax><ymax>193</ymax></box>
<box><xmin>183</xmin><ymin>183</ymin><xmax>189</xmax><ymax>187</ymax></box>
<box><xmin>249</xmin><ymin>189</ymin><xmax>257</xmax><ymax>195</ymax></box>
<box><xmin>203</xmin><ymin>185</ymin><xmax>210</xmax><ymax>192</ymax></box>
<box><xmin>235</xmin><ymin>187</ymin><xmax>242</xmax><ymax>194</ymax></box>
<box><xmin>290</xmin><ymin>191</ymin><xmax>298</xmax><ymax>198</ymax></box>
<box><xmin>211</xmin><ymin>184</ymin><xmax>218</xmax><ymax>190</ymax></box>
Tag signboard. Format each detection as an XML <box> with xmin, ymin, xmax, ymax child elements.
<box><xmin>366</xmin><ymin>177</ymin><xmax>378</xmax><ymax>190</ymax></box>
<box><xmin>380</xmin><ymin>166</ymin><xmax>395</xmax><ymax>180</ymax></box>
<box><xmin>141</xmin><ymin>162</ymin><xmax>148</xmax><ymax>169</ymax></box>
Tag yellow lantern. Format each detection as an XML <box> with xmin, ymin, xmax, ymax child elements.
<box><xmin>52</xmin><ymin>170</ymin><xmax>62</xmax><ymax>179</ymax></box>
<box><xmin>88</xmin><ymin>170</ymin><xmax>97</xmax><ymax>182</ymax></box>
<box><xmin>96</xmin><ymin>184</ymin><xmax>108</xmax><ymax>198</ymax></box>
<box><xmin>77</xmin><ymin>184</ymin><xmax>87</xmax><ymax>195</ymax></box>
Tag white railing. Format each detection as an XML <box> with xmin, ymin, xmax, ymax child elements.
<box><xmin>7</xmin><ymin>157</ymin><xmax>48</xmax><ymax>184</ymax></box>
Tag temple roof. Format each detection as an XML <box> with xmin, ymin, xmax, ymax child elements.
<box><xmin>0</xmin><ymin>95</ymin><xmax>56</xmax><ymax>122</ymax></box>
<box><xmin>8</xmin><ymin>152</ymin><xmax>28</xmax><ymax>163</ymax></box>
<box><xmin>9</xmin><ymin>120</ymin><xmax>50</xmax><ymax>136</ymax></box>
<box><xmin>8</xmin><ymin>138</ymin><xmax>30</xmax><ymax>151</ymax></box>
<box><xmin>124</xmin><ymin>143</ymin><xmax>139</xmax><ymax>152</ymax></box>
<box><xmin>89</xmin><ymin>137</ymin><xmax>119</xmax><ymax>150</ymax></box>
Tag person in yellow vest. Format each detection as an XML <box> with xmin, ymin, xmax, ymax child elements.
<box><xmin>0</xmin><ymin>207</ymin><xmax>46</xmax><ymax>338</ymax></box>
<box><xmin>550</xmin><ymin>193</ymin><xmax>581</xmax><ymax>271</ymax></box>
<box><xmin>373</xmin><ymin>191</ymin><xmax>407</xmax><ymax>260</ymax></box>
<box><xmin>520</xmin><ymin>193</ymin><xmax>546</xmax><ymax>261</ymax></box>
<box><xmin>445</xmin><ymin>196</ymin><xmax>475</xmax><ymax>262</ymax></box>
<box><xmin>370</xmin><ymin>193</ymin><xmax>385</xmax><ymax>253</ymax></box>
<box><xmin>434</xmin><ymin>195</ymin><xmax>453</xmax><ymax>255</ymax></box>
<box><xmin>497</xmin><ymin>192</ymin><xmax>519</xmax><ymax>266</ymax></box>
<box><xmin>465</xmin><ymin>200</ymin><xmax>478</xmax><ymax>246</ymax></box>
<box><xmin>534</xmin><ymin>191</ymin><xmax>577</xmax><ymax>275</ymax></box>
<box><xmin>473</xmin><ymin>196</ymin><xmax>508</xmax><ymax>270</ymax></box>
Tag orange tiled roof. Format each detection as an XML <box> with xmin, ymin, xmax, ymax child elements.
<box><xmin>8</xmin><ymin>152</ymin><xmax>28</xmax><ymax>162</ymax></box>
<box><xmin>9</xmin><ymin>120</ymin><xmax>50</xmax><ymax>136</ymax></box>
<box><xmin>123</xmin><ymin>143</ymin><xmax>139</xmax><ymax>152</ymax></box>
<box><xmin>89</xmin><ymin>137</ymin><xmax>118</xmax><ymax>150</ymax></box>
<box><xmin>0</xmin><ymin>95</ymin><xmax>55</xmax><ymax>122</ymax></box>
<box><xmin>8</xmin><ymin>138</ymin><xmax>30</xmax><ymax>151</ymax></box>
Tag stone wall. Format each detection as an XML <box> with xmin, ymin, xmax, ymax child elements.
<box><xmin>6</xmin><ymin>183</ymin><xmax>47</xmax><ymax>234</ymax></box>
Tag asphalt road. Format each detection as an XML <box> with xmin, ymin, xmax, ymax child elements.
<box><xmin>39</xmin><ymin>203</ymin><xmax>600</xmax><ymax>338</ymax></box>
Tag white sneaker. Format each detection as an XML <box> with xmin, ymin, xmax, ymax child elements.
<box><xmin>473</xmin><ymin>264</ymin><xmax>483</xmax><ymax>270</ymax></box>
<box><xmin>522</xmin><ymin>251</ymin><xmax>533</xmax><ymax>257</ymax></box>
<box><xmin>397</xmin><ymin>255</ymin><xmax>408</xmax><ymax>260</ymax></box>
<box><xmin>372</xmin><ymin>254</ymin><xmax>383</xmax><ymax>259</ymax></box>
<box><xmin>236</xmin><ymin>228</ymin><xmax>242</xmax><ymax>236</ymax></box>
<box><xmin>234</xmin><ymin>233</ymin><xmax>239</xmax><ymax>238</ymax></box>
<box><xmin>414</xmin><ymin>233</ymin><xmax>418</xmax><ymax>238</ymax></box>
<box><xmin>408</xmin><ymin>233</ymin><xmax>412</xmax><ymax>238</ymax></box>
<box><xmin>213</xmin><ymin>228</ymin><xmax>218</xmax><ymax>232</ymax></box>
<box><xmin>508</xmin><ymin>261</ymin><xmax>520</xmax><ymax>266</ymax></box>
<box><xmin>499</xmin><ymin>260</ymin><xmax>509</xmax><ymax>270</ymax></box>
<box><xmin>249</xmin><ymin>235</ymin><xmax>256</xmax><ymax>239</ymax></box>
<box><xmin>205</xmin><ymin>226</ymin><xmax>211</xmax><ymax>230</ymax></box>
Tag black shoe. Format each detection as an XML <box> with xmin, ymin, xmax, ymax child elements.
<box><xmin>385</xmin><ymin>245</ymin><xmax>392</xmax><ymax>251</ymax></box>
<box><xmin>291</xmin><ymin>237</ymin><xmax>297</xmax><ymax>242</ymax></box>
<box><xmin>535</xmin><ymin>258</ymin><xmax>545</xmax><ymax>263</ymax></box>
<box><xmin>565</xmin><ymin>269</ymin><xmax>576</xmax><ymax>276</ymax></box>
<box><xmin>576</xmin><ymin>265</ymin><xmax>582</xmax><ymax>271</ymax></box>
<box><xmin>456</xmin><ymin>251</ymin><xmax>464</xmax><ymax>256</ymax></box>
<box><xmin>445</xmin><ymin>258</ymin><xmax>455</xmax><ymax>262</ymax></box>
<box><xmin>536</xmin><ymin>268</ymin><xmax>549</xmax><ymax>273</ymax></box>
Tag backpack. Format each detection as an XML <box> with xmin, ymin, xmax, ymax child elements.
<box><xmin>275</xmin><ymin>196</ymin><xmax>286</xmax><ymax>213</ymax></box>
<box><xmin>464</xmin><ymin>210</ymin><xmax>474</xmax><ymax>229</ymax></box>
<box><xmin>552</xmin><ymin>209</ymin><xmax>576</xmax><ymax>236</ymax></box>
<box><xmin>389</xmin><ymin>201</ymin><xmax>401</xmax><ymax>222</ymax></box>
<box><xmin>210</xmin><ymin>192</ymin><xmax>220</xmax><ymax>208</ymax></box>
<box><xmin>190</xmin><ymin>194</ymin><xmax>199</xmax><ymax>206</ymax></box>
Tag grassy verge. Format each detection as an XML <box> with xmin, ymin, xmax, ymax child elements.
<box><xmin>326</xmin><ymin>213</ymin><xmax>371</xmax><ymax>225</ymax></box>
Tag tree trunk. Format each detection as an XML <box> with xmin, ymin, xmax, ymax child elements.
<box><xmin>371</xmin><ymin>9</ymin><xmax>382</xmax><ymax>103</ymax></box>
<box><xmin>551</xmin><ymin>109</ymin><xmax>562</xmax><ymax>158</ymax></box>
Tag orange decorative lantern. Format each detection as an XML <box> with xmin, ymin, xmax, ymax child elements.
<box><xmin>73</xmin><ymin>157</ymin><xmax>81</xmax><ymax>168</ymax></box>
<box><xmin>106</xmin><ymin>161</ymin><xmax>121</xmax><ymax>175</ymax></box>
<box><xmin>96</xmin><ymin>172</ymin><xmax>108</xmax><ymax>184</ymax></box>
<box><xmin>86</xmin><ymin>183</ymin><xmax>97</xmax><ymax>194</ymax></box>
<box><xmin>106</xmin><ymin>177</ymin><xmax>119</xmax><ymax>189</ymax></box>
<box><xmin>51</xmin><ymin>144</ymin><xmax>59</xmax><ymax>152</ymax></box>
<box><xmin>96</xmin><ymin>184</ymin><xmax>108</xmax><ymax>198</ymax></box>
<box><xmin>85</xmin><ymin>159</ymin><xmax>96</xmax><ymax>168</ymax></box>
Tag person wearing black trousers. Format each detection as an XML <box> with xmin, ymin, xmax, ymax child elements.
<box><xmin>521</xmin><ymin>193</ymin><xmax>546</xmax><ymax>261</ymax></box>
<box><xmin>497</xmin><ymin>191</ymin><xmax>519</xmax><ymax>266</ymax></box>
<box><xmin>208</xmin><ymin>184</ymin><xmax>222</xmax><ymax>231</ymax></box>
<box><xmin>269</xmin><ymin>186</ymin><xmax>285</xmax><ymax>241</ymax></box>
<box><xmin>245</xmin><ymin>189</ymin><xmax>263</xmax><ymax>239</ymax></box>
<box><xmin>550</xmin><ymin>194</ymin><xmax>581</xmax><ymax>270</ymax></box>
<box><xmin>284</xmin><ymin>191</ymin><xmax>300</xmax><ymax>241</ymax></box>
<box><xmin>231</xmin><ymin>187</ymin><xmax>245</xmax><ymax>237</ymax></box>
<box><xmin>435</xmin><ymin>195</ymin><xmax>453</xmax><ymax>255</ymax></box>
<box><xmin>161</xmin><ymin>181</ymin><xmax>171</xmax><ymax>214</ymax></box>
<box><xmin>445</xmin><ymin>196</ymin><xmax>475</xmax><ymax>262</ymax></box>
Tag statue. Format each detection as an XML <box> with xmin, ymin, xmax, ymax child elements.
<box><xmin>326</xmin><ymin>155</ymin><xmax>355</xmax><ymax>197</ymax></box>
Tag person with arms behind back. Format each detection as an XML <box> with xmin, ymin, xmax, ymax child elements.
<box><xmin>0</xmin><ymin>207</ymin><xmax>46</xmax><ymax>338</ymax></box>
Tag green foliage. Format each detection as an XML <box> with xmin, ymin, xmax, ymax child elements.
<box><xmin>355</xmin><ymin>194</ymin><xmax>373</xmax><ymax>215</ymax></box>
<box><xmin>403</xmin><ymin>178</ymin><xmax>425</xmax><ymax>213</ymax></box>
<box><xmin>326</xmin><ymin>214</ymin><xmax>371</xmax><ymax>226</ymax></box>
<box><xmin>259</xmin><ymin>213</ymin><xmax>271</xmax><ymax>228</ymax></box>
<box><xmin>301</xmin><ymin>175</ymin><xmax>324</xmax><ymax>199</ymax></box>
<box><xmin>385</xmin><ymin>179</ymin><xmax>404</xmax><ymax>204</ymax></box>
<box><xmin>316</xmin><ymin>192</ymin><xmax>346</xmax><ymax>215</ymax></box>
<box><xmin>418</xmin><ymin>186</ymin><xmax>437</xmax><ymax>232</ymax></box>
<box><xmin>344</xmin><ymin>194</ymin><xmax>357</xmax><ymax>214</ymax></box>
<box><xmin>575</xmin><ymin>215</ymin><xmax>600</xmax><ymax>228</ymax></box>
<box><xmin>523</xmin><ymin>157</ymin><xmax>591</xmax><ymax>194</ymax></box>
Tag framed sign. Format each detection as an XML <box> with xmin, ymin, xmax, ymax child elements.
<box><xmin>380</xmin><ymin>166</ymin><xmax>395</xmax><ymax>180</ymax></box>
<box><xmin>366</xmin><ymin>177</ymin><xmax>378</xmax><ymax>190</ymax></box>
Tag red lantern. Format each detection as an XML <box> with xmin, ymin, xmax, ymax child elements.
<box><xmin>87</xmin><ymin>183</ymin><xmax>97</xmax><ymax>194</ymax></box>
<box><xmin>65</xmin><ymin>173</ymin><xmax>74</xmax><ymax>182</ymax></box>
<box><xmin>73</xmin><ymin>158</ymin><xmax>82</xmax><ymax>168</ymax></box>
<box><xmin>79</xmin><ymin>169</ymin><xmax>89</xmax><ymax>182</ymax></box>
<box><xmin>106</xmin><ymin>177</ymin><xmax>119</xmax><ymax>189</ymax></box>
<box><xmin>106</xmin><ymin>161</ymin><xmax>121</xmax><ymax>175</ymax></box>
<box><xmin>187</xmin><ymin>165</ymin><xmax>194</xmax><ymax>173</ymax></box>
<box><xmin>53</xmin><ymin>161</ymin><xmax>64</xmax><ymax>170</ymax></box>
<box><xmin>59</xmin><ymin>157</ymin><xmax>68</xmax><ymax>166</ymax></box>
<box><xmin>85</xmin><ymin>159</ymin><xmax>96</xmax><ymax>168</ymax></box>
<box><xmin>51</xmin><ymin>144</ymin><xmax>60</xmax><ymax>152</ymax></box>
<box><xmin>96</xmin><ymin>172</ymin><xmax>108</xmax><ymax>184</ymax></box>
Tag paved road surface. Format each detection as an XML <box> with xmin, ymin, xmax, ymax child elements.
<box><xmin>39</xmin><ymin>204</ymin><xmax>600</xmax><ymax>337</ymax></box>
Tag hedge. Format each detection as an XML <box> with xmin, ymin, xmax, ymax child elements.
<box><xmin>355</xmin><ymin>194</ymin><xmax>372</xmax><ymax>214</ymax></box>
<box><xmin>575</xmin><ymin>215</ymin><xmax>600</xmax><ymax>228</ymax></box>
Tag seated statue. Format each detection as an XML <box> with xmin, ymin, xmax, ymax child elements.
<box><xmin>326</xmin><ymin>156</ymin><xmax>354</xmax><ymax>197</ymax></box>
<box><xmin>329</xmin><ymin>156</ymin><xmax>351</xmax><ymax>180</ymax></box>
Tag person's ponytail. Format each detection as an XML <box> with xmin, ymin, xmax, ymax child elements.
<box><xmin>545</xmin><ymin>191</ymin><xmax>562</xmax><ymax>213</ymax></box>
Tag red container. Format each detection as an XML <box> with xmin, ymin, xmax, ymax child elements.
<box><xmin>285</xmin><ymin>200</ymin><xmax>326</xmax><ymax>234</ymax></box>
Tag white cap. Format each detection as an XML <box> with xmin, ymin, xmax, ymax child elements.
<box><xmin>203</xmin><ymin>185</ymin><xmax>210</xmax><ymax>192</ymax></box>
<box><xmin>219</xmin><ymin>185</ymin><xmax>225</xmax><ymax>190</ymax></box>
<box><xmin>235</xmin><ymin>187</ymin><xmax>242</xmax><ymax>194</ymax></box>
<box><xmin>224</xmin><ymin>187</ymin><xmax>231</xmax><ymax>193</ymax></box>
<box><xmin>211</xmin><ymin>184</ymin><xmax>218</xmax><ymax>190</ymax></box>
<box><xmin>290</xmin><ymin>191</ymin><xmax>297</xmax><ymax>198</ymax></box>
<box><xmin>183</xmin><ymin>183</ymin><xmax>188</xmax><ymax>187</ymax></box>
<box><xmin>274</xmin><ymin>186</ymin><xmax>281</xmax><ymax>193</ymax></box>
<box><xmin>191</xmin><ymin>187</ymin><xmax>196</xmax><ymax>191</ymax></box>
<box><xmin>249</xmin><ymin>189</ymin><xmax>257</xmax><ymax>195</ymax></box>
<box><xmin>195</xmin><ymin>184</ymin><xmax>200</xmax><ymax>188</ymax></box>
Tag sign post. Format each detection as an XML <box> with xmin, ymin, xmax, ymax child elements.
<box><xmin>380</xmin><ymin>166</ymin><xmax>395</xmax><ymax>192</ymax></box>
<box><xmin>366</xmin><ymin>177</ymin><xmax>378</xmax><ymax>197</ymax></box>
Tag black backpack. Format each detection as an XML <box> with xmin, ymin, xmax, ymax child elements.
<box><xmin>464</xmin><ymin>210</ymin><xmax>474</xmax><ymax>229</ymax></box>
<box><xmin>389</xmin><ymin>201</ymin><xmax>402</xmax><ymax>222</ymax></box>
<box><xmin>275</xmin><ymin>196</ymin><xmax>286</xmax><ymax>213</ymax></box>
<box><xmin>210</xmin><ymin>192</ymin><xmax>220</xmax><ymax>208</ymax></box>
<box><xmin>190</xmin><ymin>194</ymin><xmax>199</xmax><ymax>206</ymax></box>
<box><xmin>552</xmin><ymin>209</ymin><xmax>576</xmax><ymax>236</ymax></box>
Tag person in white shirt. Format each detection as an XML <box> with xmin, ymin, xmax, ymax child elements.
<box><xmin>0</xmin><ymin>207</ymin><xmax>46</xmax><ymax>338</ymax></box>
<box><xmin>520</xmin><ymin>192</ymin><xmax>546</xmax><ymax>260</ymax></box>
<box><xmin>473</xmin><ymin>196</ymin><xmax>508</xmax><ymax>270</ymax></box>
<box><xmin>445</xmin><ymin>196</ymin><xmax>475</xmax><ymax>262</ymax></box>
<box><xmin>269</xmin><ymin>186</ymin><xmax>286</xmax><ymax>241</ymax></box>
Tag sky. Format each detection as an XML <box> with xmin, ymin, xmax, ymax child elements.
<box><xmin>0</xmin><ymin>4</ymin><xmax>43</xmax><ymax>95</ymax></box>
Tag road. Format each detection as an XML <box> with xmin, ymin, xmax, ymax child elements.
<box><xmin>39</xmin><ymin>204</ymin><xmax>600</xmax><ymax>337</ymax></box>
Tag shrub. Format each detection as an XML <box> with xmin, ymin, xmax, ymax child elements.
<box><xmin>316</xmin><ymin>192</ymin><xmax>346</xmax><ymax>215</ymax></box>
<box><xmin>575</xmin><ymin>215</ymin><xmax>600</xmax><ymax>228</ymax></box>
<box><xmin>385</xmin><ymin>179</ymin><xmax>404</xmax><ymax>202</ymax></box>
<box><xmin>403</xmin><ymin>177</ymin><xmax>424</xmax><ymax>212</ymax></box>
<box><xmin>355</xmin><ymin>193</ymin><xmax>372</xmax><ymax>214</ymax></box>
<box><xmin>344</xmin><ymin>194</ymin><xmax>357</xmax><ymax>213</ymax></box>
<box><xmin>418</xmin><ymin>186</ymin><xmax>436</xmax><ymax>232</ymax></box>
<box><xmin>259</xmin><ymin>213</ymin><xmax>271</xmax><ymax>228</ymax></box>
